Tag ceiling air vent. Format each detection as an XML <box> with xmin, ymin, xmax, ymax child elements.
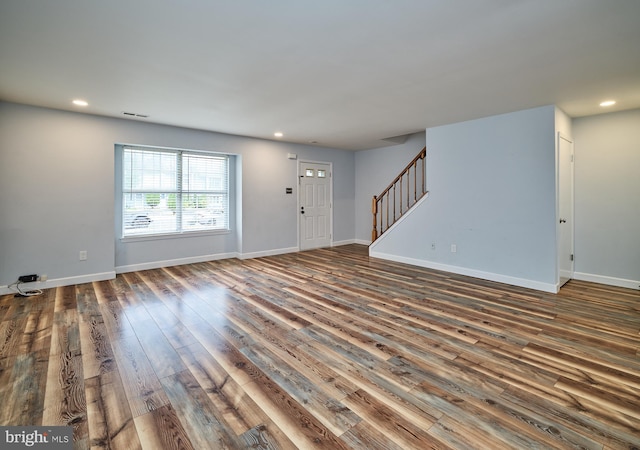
<box><xmin>122</xmin><ymin>112</ymin><xmax>149</xmax><ymax>118</ymax></box>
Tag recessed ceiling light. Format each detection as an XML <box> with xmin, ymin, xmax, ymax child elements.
<box><xmin>599</xmin><ymin>100</ymin><xmax>616</xmax><ymax>107</ymax></box>
<box><xmin>274</xmin><ymin>132</ymin><xmax>283</xmax><ymax>138</ymax></box>
<box><xmin>72</xmin><ymin>99</ymin><xmax>88</xmax><ymax>106</ymax></box>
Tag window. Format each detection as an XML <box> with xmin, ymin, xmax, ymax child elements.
<box><xmin>122</xmin><ymin>146</ymin><xmax>229</xmax><ymax>237</ymax></box>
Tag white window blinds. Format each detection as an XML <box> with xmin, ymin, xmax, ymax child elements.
<box><xmin>122</xmin><ymin>147</ymin><xmax>229</xmax><ymax>237</ymax></box>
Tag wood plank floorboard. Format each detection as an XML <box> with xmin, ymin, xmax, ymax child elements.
<box><xmin>1</xmin><ymin>244</ymin><xmax>639</xmax><ymax>449</ymax></box>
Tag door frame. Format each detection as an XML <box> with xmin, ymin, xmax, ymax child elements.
<box><xmin>556</xmin><ymin>132</ymin><xmax>575</xmax><ymax>289</ymax></box>
<box><xmin>297</xmin><ymin>159</ymin><xmax>333</xmax><ymax>250</ymax></box>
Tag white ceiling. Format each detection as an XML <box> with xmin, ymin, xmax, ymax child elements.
<box><xmin>1</xmin><ymin>0</ymin><xmax>639</xmax><ymax>150</ymax></box>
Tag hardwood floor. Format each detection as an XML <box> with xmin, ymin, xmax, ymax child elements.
<box><xmin>1</xmin><ymin>244</ymin><xmax>639</xmax><ymax>449</ymax></box>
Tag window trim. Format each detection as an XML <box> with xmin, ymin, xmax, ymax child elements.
<box><xmin>119</xmin><ymin>145</ymin><xmax>231</xmax><ymax>239</ymax></box>
<box><xmin>119</xmin><ymin>228</ymin><xmax>231</xmax><ymax>243</ymax></box>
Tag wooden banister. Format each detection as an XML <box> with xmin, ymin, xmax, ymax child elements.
<box><xmin>376</xmin><ymin>147</ymin><xmax>426</xmax><ymax>200</ymax></box>
<box><xmin>372</xmin><ymin>147</ymin><xmax>427</xmax><ymax>242</ymax></box>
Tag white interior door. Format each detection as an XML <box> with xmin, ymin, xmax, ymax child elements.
<box><xmin>558</xmin><ymin>134</ymin><xmax>575</xmax><ymax>287</ymax></box>
<box><xmin>299</xmin><ymin>162</ymin><xmax>332</xmax><ymax>250</ymax></box>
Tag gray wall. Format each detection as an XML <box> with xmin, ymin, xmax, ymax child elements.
<box><xmin>354</xmin><ymin>132</ymin><xmax>426</xmax><ymax>243</ymax></box>
<box><xmin>1</xmin><ymin>103</ymin><xmax>116</xmax><ymax>287</ymax></box>
<box><xmin>0</xmin><ymin>102</ymin><xmax>355</xmax><ymax>291</ymax></box>
<box><xmin>573</xmin><ymin>109</ymin><xmax>640</xmax><ymax>288</ymax></box>
<box><xmin>3</xmin><ymin>100</ymin><xmax>636</xmax><ymax>293</ymax></box>
<box><xmin>370</xmin><ymin>105</ymin><xmax>558</xmax><ymax>292</ymax></box>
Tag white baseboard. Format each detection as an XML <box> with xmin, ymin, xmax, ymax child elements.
<box><xmin>354</xmin><ymin>239</ymin><xmax>372</xmax><ymax>246</ymax></box>
<box><xmin>0</xmin><ymin>271</ymin><xmax>116</xmax><ymax>296</ymax></box>
<box><xmin>332</xmin><ymin>239</ymin><xmax>357</xmax><ymax>247</ymax></box>
<box><xmin>239</xmin><ymin>246</ymin><xmax>299</xmax><ymax>260</ymax></box>
<box><xmin>241</xmin><ymin>241</ymin><xmax>363</xmax><ymax>259</ymax></box>
<box><xmin>573</xmin><ymin>272</ymin><xmax>639</xmax><ymax>290</ymax></box>
<box><xmin>370</xmin><ymin>251</ymin><xmax>558</xmax><ymax>293</ymax></box>
<box><xmin>116</xmin><ymin>252</ymin><xmax>238</xmax><ymax>274</ymax></box>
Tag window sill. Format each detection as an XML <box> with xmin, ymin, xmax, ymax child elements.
<box><xmin>120</xmin><ymin>229</ymin><xmax>231</xmax><ymax>243</ymax></box>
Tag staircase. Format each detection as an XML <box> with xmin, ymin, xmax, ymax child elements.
<box><xmin>372</xmin><ymin>146</ymin><xmax>427</xmax><ymax>242</ymax></box>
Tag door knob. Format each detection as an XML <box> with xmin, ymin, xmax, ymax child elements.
<box><xmin>301</xmin><ymin>207</ymin><xmax>305</xmax><ymax>214</ymax></box>
<box><xmin>559</xmin><ymin>219</ymin><xmax>566</xmax><ymax>223</ymax></box>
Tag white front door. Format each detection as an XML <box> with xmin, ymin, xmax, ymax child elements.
<box><xmin>558</xmin><ymin>134</ymin><xmax>575</xmax><ymax>287</ymax></box>
<box><xmin>299</xmin><ymin>161</ymin><xmax>332</xmax><ymax>250</ymax></box>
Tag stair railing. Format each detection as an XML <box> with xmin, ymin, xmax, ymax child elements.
<box><xmin>372</xmin><ymin>147</ymin><xmax>427</xmax><ymax>241</ymax></box>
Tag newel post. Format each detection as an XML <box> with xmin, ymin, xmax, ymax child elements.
<box><xmin>371</xmin><ymin>196</ymin><xmax>378</xmax><ymax>241</ymax></box>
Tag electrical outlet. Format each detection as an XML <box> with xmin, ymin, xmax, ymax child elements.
<box><xmin>451</xmin><ymin>244</ymin><xmax>457</xmax><ymax>253</ymax></box>
<box><xmin>431</xmin><ymin>243</ymin><xmax>436</xmax><ymax>250</ymax></box>
<box><xmin>79</xmin><ymin>250</ymin><xmax>87</xmax><ymax>261</ymax></box>
<box><xmin>18</xmin><ymin>274</ymin><xmax>38</xmax><ymax>283</ymax></box>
